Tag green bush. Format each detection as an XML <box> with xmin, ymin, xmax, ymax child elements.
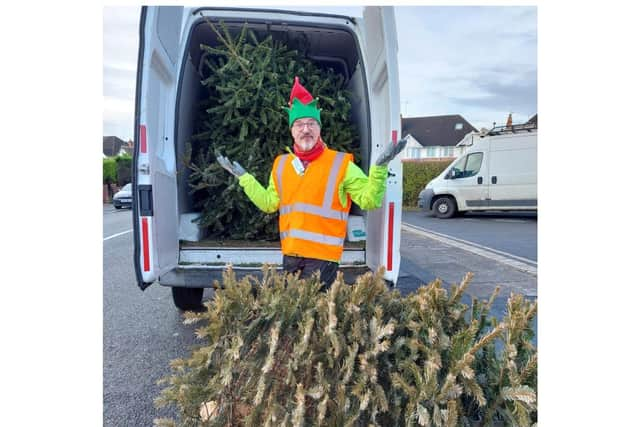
<box><xmin>155</xmin><ymin>267</ymin><xmax>537</xmax><ymax>427</ymax></box>
<box><xmin>403</xmin><ymin>160</ymin><xmax>453</xmax><ymax>208</ymax></box>
<box><xmin>103</xmin><ymin>158</ymin><xmax>117</xmax><ymax>185</ymax></box>
<box><xmin>115</xmin><ymin>154</ymin><xmax>132</xmax><ymax>186</ymax></box>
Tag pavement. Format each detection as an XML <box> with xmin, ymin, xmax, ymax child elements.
<box><xmin>397</xmin><ymin>227</ymin><xmax>537</xmax><ymax>299</ymax></box>
<box><xmin>396</xmin><ymin>225</ymin><xmax>537</xmax><ymax>344</ymax></box>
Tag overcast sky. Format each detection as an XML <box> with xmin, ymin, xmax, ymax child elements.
<box><xmin>103</xmin><ymin>5</ymin><xmax>537</xmax><ymax>141</ymax></box>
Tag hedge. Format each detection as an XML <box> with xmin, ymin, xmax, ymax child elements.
<box><xmin>402</xmin><ymin>159</ymin><xmax>453</xmax><ymax>207</ymax></box>
<box><xmin>115</xmin><ymin>154</ymin><xmax>132</xmax><ymax>186</ymax></box>
<box><xmin>103</xmin><ymin>158</ymin><xmax>117</xmax><ymax>185</ymax></box>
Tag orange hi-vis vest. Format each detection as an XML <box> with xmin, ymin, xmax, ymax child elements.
<box><xmin>271</xmin><ymin>148</ymin><xmax>353</xmax><ymax>262</ymax></box>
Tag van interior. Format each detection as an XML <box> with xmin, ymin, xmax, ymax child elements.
<box><xmin>173</xmin><ymin>15</ymin><xmax>371</xmax><ymax>254</ymax></box>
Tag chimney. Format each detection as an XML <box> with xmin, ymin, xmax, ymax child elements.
<box><xmin>506</xmin><ymin>113</ymin><xmax>513</xmax><ymax>127</ymax></box>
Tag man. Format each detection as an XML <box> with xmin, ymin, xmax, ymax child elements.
<box><xmin>217</xmin><ymin>76</ymin><xmax>406</xmax><ymax>288</ymax></box>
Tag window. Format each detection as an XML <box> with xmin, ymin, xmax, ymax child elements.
<box><xmin>450</xmin><ymin>152</ymin><xmax>483</xmax><ymax>179</ymax></box>
<box><xmin>464</xmin><ymin>153</ymin><xmax>483</xmax><ymax>176</ymax></box>
<box><xmin>442</xmin><ymin>147</ymin><xmax>454</xmax><ymax>157</ymax></box>
<box><xmin>455</xmin><ymin>123</ymin><xmax>463</xmax><ymax>130</ymax></box>
<box><xmin>426</xmin><ymin>147</ymin><xmax>437</xmax><ymax>157</ymax></box>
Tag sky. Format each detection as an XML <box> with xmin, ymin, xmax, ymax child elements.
<box><xmin>103</xmin><ymin>5</ymin><xmax>536</xmax><ymax>141</ymax></box>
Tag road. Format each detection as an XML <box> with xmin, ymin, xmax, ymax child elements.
<box><xmin>103</xmin><ymin>205</ymin><xmax>207</xmax><ymax>426</ymax></box>
<box><xmin>402</xmin><ymin>210</ymin><xmax>537</xmax><ymax>262</ymax></box>
<box><xmin>103</xmin><ymin>205</ymin><xmax>536</xmax><ymax>425</ymax></box>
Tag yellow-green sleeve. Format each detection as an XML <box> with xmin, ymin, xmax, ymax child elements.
<box><xmin>339</xmin><ymin>162</ymin><xmax>388</xmax><ymax>210</ymax></box>
<box><xmin>238</xmin><ymin>173</ymin><xmax>280</xmax><ymax>213</ymax></box>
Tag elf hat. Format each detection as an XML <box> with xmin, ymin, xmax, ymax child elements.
<box><xmin>284</xmin><ymin>76</ymin><xmax>322</xmax><ymax>128</ymax></box>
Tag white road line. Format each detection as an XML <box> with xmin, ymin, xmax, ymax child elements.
<box><xmin>103</xmin><ymin>229</ymin><xmax>133</xmax><ymax>241</ymax></box>
<box><xmin>493</xmin><ymin>219</ymin><xmax>526</xmax><ymax>223</ymax></box>
<box><xmin>401</xmin><ymin>222</ymin><xmax>537</xmax><ymax>277</ymax></box>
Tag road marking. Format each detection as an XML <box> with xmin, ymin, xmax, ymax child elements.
<box><xmin>402</xmin><ymin>222</ymin><xmax>537</xmax><ymax>277</ymax></box>
<box><xmin>493</xmin><ymin>219</ymin><xmax>527</xmax><ymax>223</ymax></box>
<box><xmin>104</xmin><ymin>229</ymin><xmax>133</xmax><ymax>241</ymax></box>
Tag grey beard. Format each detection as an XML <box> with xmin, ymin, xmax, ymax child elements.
<box><xmin>296</xmin><ymin>138</ymin><xmax>316</xmax><ymax>152</ymax></box>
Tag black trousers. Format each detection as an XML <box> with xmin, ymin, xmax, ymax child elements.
<box><xmin>282</xmin><ymin>255</ymin><xmax>339</xmax><ymax>290</ymax></box>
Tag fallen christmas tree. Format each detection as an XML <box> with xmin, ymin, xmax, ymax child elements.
<box><xmin>154</xmin><ymin>268</ymin><xmax>537</xmax><ymax>427</ymax></box>
<box><xmin>187</xmin><ymin>19</ymin><xmax>360</xmax><ymax>241</ymax></box>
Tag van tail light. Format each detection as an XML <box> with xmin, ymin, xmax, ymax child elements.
<box><xmin>387</xmin><ymin>202</ymin><xmax>394</xmax><ymax>271</ymax></box>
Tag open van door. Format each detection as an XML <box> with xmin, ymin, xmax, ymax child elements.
<box><xmin>359</xmin><ymin>7</ymin><xmax>402</xmax><ymax>284</ymax></box>
<box><xmin>133</xmin><ymin>6</ymin><xmax>184</xmax><ymax>290</ymax></box>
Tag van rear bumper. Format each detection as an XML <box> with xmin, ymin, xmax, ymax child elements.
<box><xmin>160</xmin><ymin>265</ymin><xmax>372</xmax><ymax>288</ymax></box>
<box><xmin>418</xmin><ymin>188</ymin><xmax>435</xmax><ymax>212</ymax></box>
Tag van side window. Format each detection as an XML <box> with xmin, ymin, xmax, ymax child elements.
<box><xmin>451</xmin><ymin>152</ymin><xmax>483</xmax><ymax>178</ymax></box>
<box><xmin>464</xmin><ymin>152</ymin><xmax>483</xmax><ymax>177</ymax></box>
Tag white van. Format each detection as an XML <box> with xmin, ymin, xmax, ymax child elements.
<box><xmin>418</xmin><ymin>123</ymin><xmax>537</xmax><ymax>218</ymax></box>
<box><xmin>133</xmin><ymin>6</ymin><xmax>403</xmax><ymax>309</ymax></box>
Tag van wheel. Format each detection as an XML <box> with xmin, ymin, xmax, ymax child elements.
<box><xmin>433</xmin><ymin>197</ymin><xmax>457</xmax><ymax>219</ymax></box>
<box><xmin>172</xmin><ymin>287</ymin><xmax>204</xmax><ymax>311</ymax></box>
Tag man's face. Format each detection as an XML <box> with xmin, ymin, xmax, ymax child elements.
<box><xmin>291</xmin><ymin>118</ymin><xmax>321</xmax><ymax>152</ymax></box>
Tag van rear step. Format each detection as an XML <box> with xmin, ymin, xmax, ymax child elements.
<box><xmin>179</xmin><ymin>247</ymin><xmax>366</xmax><ymax>266</ymax></box>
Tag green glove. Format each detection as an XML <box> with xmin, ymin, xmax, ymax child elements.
<box><xmin>216</xmin><ymin>154</ymin><xmax>247</xmax><ymax>178</ymax></box>
<box><xmin>375</xmin><ymin>138</ymin><xmax>408</xmax><ymax>166</ymax></box>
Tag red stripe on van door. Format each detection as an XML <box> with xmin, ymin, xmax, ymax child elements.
<box><xmin>140</xmin><ymin>124</ymin><xmax>147</xmax><ymax>153</ymax></box>
<box><xmin>392</xmin><ymin>129</ymin><xmax>398</xmax><ymax>144</ymax></box>
<box><xmin>387</xmin><ymin>202</ymin><xmax>395</xmax><ymax>271</ymax></box>
<box><xmin>142</xmin><ymin>217</ymin><xmax>150</xmax><ymax>272</ymax></box>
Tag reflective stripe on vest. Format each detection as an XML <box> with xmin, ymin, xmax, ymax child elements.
<box><xmin>275</xmin><ymin>154</ymin><xmax>287</xmax><ymax>195</ymax></box>
<box><xmin>280</xmin><ymin>202</ymin><xmax>349</xmax><ymax>221</ymax></box>
<box><xmin>281</xmin><ymin>229</ymin><xmax>344</xmax><ymax>247</ymax></box>
<box><xmin>277</xmin><ymin>152</ymin><xmax>346</xmax><ymax>220</ymax></box>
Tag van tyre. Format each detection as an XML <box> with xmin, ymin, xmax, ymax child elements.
<box><xmin>172</xmin><ymin>287</ymin><xmax>204</xmax><ymax>311</ymax></box>
<box><xmin>433</xmin><ymin>197</ymin><xmax>457</xmax><ymax>219</ymax></box>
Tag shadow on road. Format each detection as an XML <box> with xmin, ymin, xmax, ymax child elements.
<box><xmin>457</xmin><ymin>211</ymin><xmax>537</xmax><ymax>220</ymax></box>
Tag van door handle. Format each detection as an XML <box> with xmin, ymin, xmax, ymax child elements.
<box><xmin>491</xmin><ymin>176</ymin><xmax>497</xmax><ymax>184</ymax></box>
<box><xmin>477</xmin><ymin>176</ymin><xmax>483</xmax><ymax>184</ymax></box>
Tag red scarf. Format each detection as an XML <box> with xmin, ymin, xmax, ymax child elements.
<box><xmin>293</xmin><ymin>137</ymin><xmax>325</xmax><ymax>167</ymax></box>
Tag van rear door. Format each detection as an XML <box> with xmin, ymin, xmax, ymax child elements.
<box><xmin>359</xmin><ymin>7</ymin><xmax>402</xmax><ymax>283</ymax></box>
<box><xmin>133</xmin><ymin>6</ymin><xmax>184</xmax><ymax>290</ymax></box>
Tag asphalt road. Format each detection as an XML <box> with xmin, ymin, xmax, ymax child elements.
<box><xmin>402</xmin><ymin>209</ymin><xmax>537</xmax><ymax>262</ymax></box>
<box><xmin>103</xmin><ymin>205</ymin><xmax>536</xmax><ymax>425</ymax></box>
<box><xmin>103</xmin><ymin>205</ymin><xmax>208</xmax><ymax>426</ymax></box>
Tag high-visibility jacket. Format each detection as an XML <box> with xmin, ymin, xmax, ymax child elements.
<box><xmin>273</xmin><ymin>148</ymin><xmax>352</xmax><ymax>262</ymax></box>
<box><xmin>239</xmin><ymin>149</ymin><xmax>388</xmax><ymax>262</ymax></box>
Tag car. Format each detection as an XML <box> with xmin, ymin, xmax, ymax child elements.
<box><xmin>112</xmin><ymin>183</ymin><xmax>132</xmax><ymax>209</ymax></box>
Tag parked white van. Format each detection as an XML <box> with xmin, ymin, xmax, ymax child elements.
<box><xmin>418</xmin><ymin>122</ymin><xmax>537</xmax><ymax>218</ymax></box>
<box><xmin>133</xmin><ymin>6</ymin><xmax>404</xmax><ymax>309</ymax></box>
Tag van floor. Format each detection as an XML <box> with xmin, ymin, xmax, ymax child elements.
<box><xmin>181</xmin><ymin>239</ymin><xmax>366</xmax><ymax>249</ymax></box>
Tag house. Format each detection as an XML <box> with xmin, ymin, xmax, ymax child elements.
<box><xmin>103</xmin><ymin>136</ymin><xmax>126</xmax><ymax>157</ymax></box>
<box><xmin>103</xmin><ymin>136</ymin><xmax>133</xmax><ymax>157</ymax></box>
<box><xmin>526</xmin><ymin>114</ymin><xmax>537</xmax><ymax>126</ymax></box>
<box><xmin>401</xmin><ymin>115</ymin><xmax>477</xmax><ymax>161</ymax></box>
<box><xmin>121</xmin><ymin>139</ymin><xmax>134</xmax><ymax>156</ymax></box>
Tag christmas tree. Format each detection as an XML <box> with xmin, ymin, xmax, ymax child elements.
<box><xmin>155</xmin><ymin>268</ymin><xmax>537</xmax><ymax>426</ymax></box>
<box><xmin>187</xmin><ymin>19</ymin><xmax>359</xmax><ymax>241</ymax></box>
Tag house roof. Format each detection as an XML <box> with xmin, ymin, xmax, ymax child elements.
<box><xmin>401</xmin><ymin>115</ymin><xmax>477</xmax><ymax>147</ymax></box>
<box><xmin>526</xmin><ymin>114</ymin><xmax>537</xmax><ymax>126</ymax></box>
<box><xmin>103</xmin><ymin>136</ymin><xmax>127</xmax><ymax>157</ymax></box>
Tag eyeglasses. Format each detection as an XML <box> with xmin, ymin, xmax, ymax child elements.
<box><xmin>292</xmin><ymin>120</ymin><xmax>319</xmax><ymax>130</ymax></box>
